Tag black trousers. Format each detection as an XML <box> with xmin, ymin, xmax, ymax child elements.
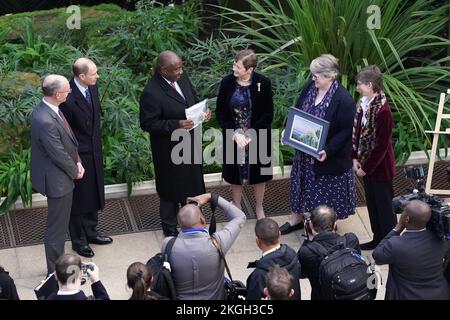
<box><xmin>363</xmin><ymin>177</ymin><xmax>397</xmax><ymax>244</ymax></box>
<box><xmin>45</xmin><ymin>192</ymin><xmax>73</xmax><ymax>273</ymax></box>
<box><xmin>159</xmin><ymin>197</ymin><xmax>182</xmax><ymax>234</ymax></box>
<box><xmin>69</xmin><ymin>211</ymin><xmax>99</xmax><ymax>249</ymax></box>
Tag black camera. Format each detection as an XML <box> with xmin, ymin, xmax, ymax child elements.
<box><xmin>392</xmin><ymin>165</ymin><xmax>450</xmax><ymax>241</ymax></box>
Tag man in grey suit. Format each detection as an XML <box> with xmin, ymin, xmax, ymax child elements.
<box><xmin>373</xmin><ymin>200</ymin><xmax>450</xmax><ymax>300</ymax></box>
<box><xmin>31</xmin><ymin>75</ymin><xmax>85</xmax><ymax>275</ymax></box>
<box><xmin>161</xmin><ymin>193</ymin><xmax>246</xmax><ymax>300</ymax></box>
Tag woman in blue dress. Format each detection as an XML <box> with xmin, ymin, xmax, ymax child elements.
<box><xmin>280</xmin><ymin>54</ymin><xmax>356</xmax><ymax>234</ymax></box>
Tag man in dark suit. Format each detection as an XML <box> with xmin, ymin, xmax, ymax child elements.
<box><xmin>60</xmin><ymin>58</ymin><xmax>112</xmax><ymax>258</ymax></box>
<box><xmin>139</xmin><ymin>51</ymin><xmax>210</xmax><ymax>236</ymax></box>
<box><xmin>373</xmin><ymin>200</ymin><xmax>450</xmax><ymax>300</ymax></box>
<box><xmin>47</xmin><ymin>254</ymin><xmax>109</xmax><ymax>300</ymax></box>
<box><xmin>31</xmin><ymin>75</ymin><xmax>85</xmax><ymax>274</ymax></box>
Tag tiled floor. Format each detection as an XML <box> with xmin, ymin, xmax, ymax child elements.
<box><xmin>0</xmin><ymin>206</ymin><xmax>388</xmax><ymax>300</ymax></box>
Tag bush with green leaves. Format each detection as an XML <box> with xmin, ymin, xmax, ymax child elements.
<box><xmin>217</xmin><ymin>0</ymin><xmax>450</xmax><ymax>163</ymax></box>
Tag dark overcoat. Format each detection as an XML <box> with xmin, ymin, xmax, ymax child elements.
<box><xmin>59</xmin><ymin>79</ymin><xmax>105</xmax><ymax>214</ymax></box>
<box><xmin>139</xmin><ymin>72</ymin><xmax>205</xmax><ymax>203</ymax></box>
<box><xmin>215</xmin><ymin>72</ymin><xmax>274</xmax><ymax>185</ymax></box>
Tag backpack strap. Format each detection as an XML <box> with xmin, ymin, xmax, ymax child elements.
<box><xmin>211</xmin><ymin>235</ymin><xmax>233</xmax><ymax>281</ymax></box>
<box><xmin>163</xmin><ymin>237</ymin><xmax>177</xmax><ymax>263</ymax></box>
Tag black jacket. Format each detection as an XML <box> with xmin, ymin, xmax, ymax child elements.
<box><xmin>139</xmin><ymin>72</ymin><xmax>205</xmax><ymax>202</ymax></box>
<box><xmin>373</xmin><ymin>229</ymin><xmax>450</xmax><ymax>300</ymax></box>
<box><xmin>46</xmin><ymin>281</ymin><xmax>109</xmax><ymax>300</ymax></box>
<box><xmin>0</xmin><ymin>269</ymin><xmax>20</xmax><ymax>300</ymax></box>
<box><xmin>297</xmin><ymin>231</ymin><xmax>360</xmax><ymax>300</ymax></box>
<box><xmin>246</xmin><ymin>244</ymin><xmax>301</xmax><ymax>300</ymax></box>
<box><xmin>295</xmin><ymin>81</ymin><xmax>356</xmax><ymax>175</ymax></box>
<box><xmin>216</xmin><ymin>72</ymin><xmax>274</xmax><ymax>185</ymax></box>
<box><xmin>59</xmin><ymin>79</ymin><xmax>105</xmax><ymax>214</ymax></box>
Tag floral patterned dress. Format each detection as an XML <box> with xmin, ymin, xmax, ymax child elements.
<box><xmin>290</xmin><ymin>81</ymin><xmax>356</xmax><ymax>219</ymax></box>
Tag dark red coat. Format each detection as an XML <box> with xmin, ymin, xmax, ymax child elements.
<box><xmin>352</xmin><ymin>101</ymin><xmax>395</xmax><ymax>181</ymax></box>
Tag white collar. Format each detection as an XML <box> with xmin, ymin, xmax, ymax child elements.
<box><xmin>42</xmin><ymin>98</ymin><xmax>60</xmax><ymax>116</ymax></box>
<box><xmin>57</xmin><ymin>289</ymin><xmax>81</xmax><ymax>295</ymax></box>
<box><xmin>74</xmin><ymin>78</ymin><xmax>88</xmax><ymax>96</ymax></box>
<box><xmin>361</xmin><ymin>95</ymin><xmax>375</xmax><ymax>109</ymax></box>
<box><xmin>404</xmin><ymin>228</ymin><xmax>427</xmax><ymax>233</ymax></box>
<box><xmin>262</xmin><ymin>245</ymin><xmax>281</xmax><ymax>257</ymax></box>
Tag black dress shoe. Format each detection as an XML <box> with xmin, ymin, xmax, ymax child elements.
<box><xmin>163</xmin><ymin>228</ymin><xmax>179</xmax><ymax>237</ymax></box>
<box><xmin>88</xmin><ymin>235</ymin><xmax>113</xmax><ymax>245</ymax></box>
<box><xmin>280</xmin><ymin>221</ymin><xmax>305</xmax><ymax>235</ymax></box>
<box><xmin>73</xmin><ymin>245</ymin><xmax>95</xmax><ymax>258</ymax></box>
<box><xmin>360</xmin><ymin>241</ymin><xmax>379</xmax><ymax>251</ymax></box>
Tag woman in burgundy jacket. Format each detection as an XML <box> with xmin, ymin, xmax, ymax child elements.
<box><xmin>352</xmin><ymin>65</ymin><xmax>397</xmax><ymax>250</ymax></box>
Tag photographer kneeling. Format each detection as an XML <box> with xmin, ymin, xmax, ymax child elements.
<box><xmin>373</xmin><ymin>200</ymin><xmax>450</xmax><ymax>300</ymax></box>
<box><xmin>47</xmin><ymin>254</ymin><xmax>109</xmax><ymax>300</ymax></box>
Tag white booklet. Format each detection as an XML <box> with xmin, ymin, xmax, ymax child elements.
<box><xmin>185</xmin><ymin>98</ymin><xmax>208</xmax><ymax>130</ymax></box>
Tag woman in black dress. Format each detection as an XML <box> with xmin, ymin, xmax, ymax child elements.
<box><xmin>216</xmin><ymin>49</ymin><xmax>274</xmax><ymax>219</ymax></box>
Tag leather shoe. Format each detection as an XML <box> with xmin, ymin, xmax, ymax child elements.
<box><xmin>360</xmin><ymin>241</ymin><xmax>379</xmax><ymax>251</ymax></box>
<box><xmin>73</xmin><ymin>245</ymin><xmax>95</xmax><ymax>258</ymax></box>
<box><xmin>163</xmin><ymin>228</ymin><xmax>179</xmax><ymax>237</ymax></box>
<box><xmin>280</xmin><ymin>221</ymin><xmax>304</xmax><ymax>235</ymax></box>
<box><xmin>88</xmin><ymin>235</ymin><xmax>113</xmax><ymax>245</ymax></box>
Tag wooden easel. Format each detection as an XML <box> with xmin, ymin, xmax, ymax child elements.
<box><xmin>424</xmin><ymin>89</ymin><xmax>450</xmax><ymax>195</ymax></box>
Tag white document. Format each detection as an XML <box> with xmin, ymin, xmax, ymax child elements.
<box><xmin>185</xmin><ymin>98</ymin><xmax>208</xmax><ymax>129</ymax></box>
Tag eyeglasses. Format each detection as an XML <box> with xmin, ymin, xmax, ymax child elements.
<box><xmin>312</xmin><ymin>73</ymin><xmax>322</xmax><ymax>80</ymax></box>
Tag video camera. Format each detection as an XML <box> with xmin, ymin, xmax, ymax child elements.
<box><xmin>392</xmin><ymin>165</ymin><xmax>450</xmax><ymax>240</ymax></box>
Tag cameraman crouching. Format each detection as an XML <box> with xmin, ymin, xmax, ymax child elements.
<box><xmin>297</xmin><ymin>205</ymin><xmax>360</xmax><ymax>300</ymax></box>
<box><xmin>373</xmin><ymin>200</ymin><xmax>450</xmax><ymax>300</ymax></box>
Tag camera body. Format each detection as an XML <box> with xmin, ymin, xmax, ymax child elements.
<box><xmin>81</xmin><ymin>263</ymin><xmax>94</xmax><ymax>278</ymax></box>
<box><xmin>392</xmin><ymin>165</ymin><xmax>450</xmax><ymax>240</ymax></box>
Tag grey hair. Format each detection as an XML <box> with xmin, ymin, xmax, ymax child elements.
<box><xmin>310</xmin><ymin>54</ymin><xmax>340</xmax><ymax>80</ymax></box>
<box><xmin>42</xmin><ymin>76</ymin><xmax>64</xmax><ymax>97</ymax></box>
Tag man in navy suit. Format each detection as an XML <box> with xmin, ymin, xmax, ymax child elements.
<box><xmin>60</xmin><ymin>58</ymin><xmax>112</xmax><ymax>258</ymax></box>
<box><xmin>373</xmin><ymin>200</ymin><xmax>450</xmax><ymax>300</ymax></box>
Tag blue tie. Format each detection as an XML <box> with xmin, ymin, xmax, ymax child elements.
<box><xmin>85</xmin><ymin>88</ymin><xmax>92</xmax><ymax>107</ymax></box>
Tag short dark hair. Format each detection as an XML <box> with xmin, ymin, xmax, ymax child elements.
<box><xmin>266</xmin><ymin>265</ymin><xmax>294</xmax><ymax>300</ymax></box>
<box><xmin>311</xmin><ymin>205</ymin><xmax>337</xmax><ymax>232</ymax></box>
<box><xmin>55</xmin><ymin>254</ymin><xmax>82</xmax><ymax>285</ymax></box>
<box><xmin>235</xmin><ymin>49</ymin><xmax>257</xmax><ymax>70</ymax></box>
<box><xmin>356</xmin><ymin>65</ymin><xmax>383</xmax><ymax>93</ymax></box>
<box><xmin>255</xmin><ymin>218</ymin><xmax>280</xmax><ymax>245</ymax></box>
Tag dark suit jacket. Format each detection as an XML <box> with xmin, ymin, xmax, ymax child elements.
<box><xmin>59</xmin><ymin>79</ymin><xmax>105</xmax><ymax>214</ymax></box>
<box><xmin>373</xmin><ymin>229</ymin><xmax>450</xmax><ymax>300</ymax></box>
<box><xmin>46</xmin><ymin>281</ymin><xmax>109</xmax><ymax>300</ymax></box>
<box><xmin>139</xmin><ymin>72</ymin><xmax>205</xmax><ymax>203</ymax></box>
<box><xmin>352</xmin><ymin>100</ymin><xmax>395</xmax><ymax>181</ymax></box>
<box><xmin>246</xmin><ymin>244</ymin><xmax>301</xmax><ymax>300</ymax></box>
<box><xmin>30</xmin><ymin>101</ymin><xmax>79</xmax><ymax>198</ymax></box>
<box><xmin>216</xmin><ymin>72</ymin><xmax>274</xmax><ymax>185</ymax></box>
<box><xmin>297</xmin><ymin>231</ymin><xmax>360</xmax><ymax>300</ymax></box>
<box><xmin>295</xmin><ymin>81</ymin><xmax>356</xmax><ymax>176</ymax></box>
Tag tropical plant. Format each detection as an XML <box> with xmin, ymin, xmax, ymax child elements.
<box><xmin>0</xmin><ymin>149</ymin><xmax>32</xmax><ymax>214</ymax></box>
<box><xmin>217</xmin><ymin>0</ymin><xmax>450</xmax><ymax>163</ymax></box>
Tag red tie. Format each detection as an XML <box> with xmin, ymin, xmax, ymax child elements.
<box><xmin>58</xmin><ymin>109</ymin><xmax>75</xmax><ymax>138</ymax></box>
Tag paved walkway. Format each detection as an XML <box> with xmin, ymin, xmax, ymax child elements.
<box><xmin>0</xmin><ymin>206</ymin><xmax>388</xmax><ymax>300</ymax></box>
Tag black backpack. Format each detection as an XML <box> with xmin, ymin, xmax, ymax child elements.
<box><xmin>315</xmin><ymin>236</ymin><xmax>376</xmax><ymax>300</ymax></box>
<box><xmin>146</xmin><ymin>237</ymin><xmax>177</xmax><ymax>300</ymax></box>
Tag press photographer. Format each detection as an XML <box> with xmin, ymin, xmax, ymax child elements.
<box><xmin>373</xmin><ymin>200</ymin><xmax>450</xmax><ymax>299</ymax></box>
